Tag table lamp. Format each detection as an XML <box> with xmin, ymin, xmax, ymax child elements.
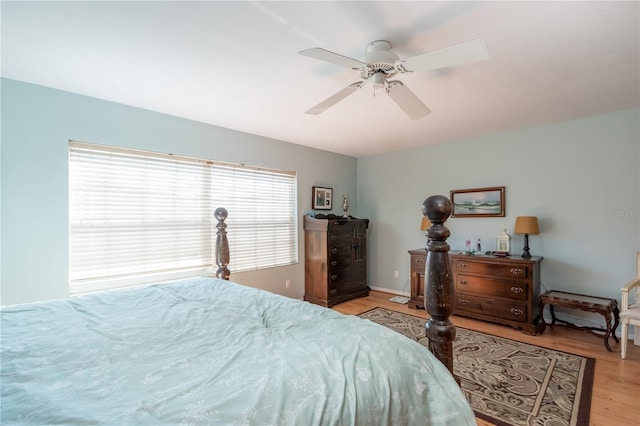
<box><xmin>420</xmin><ymin>216</ymin><xmax>431</xmax><ymax>249</ymax></box>
<box><xmin>514</xmin><ymin>216</ymin><xmax>539</xmax><ymax>258</ymax></box>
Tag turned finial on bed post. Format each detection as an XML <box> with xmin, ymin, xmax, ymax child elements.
<box><xmin>215</xmin><ymin>207</ymin><xmax>230</xmax><ymax>280</ymax></box>
<box><xmin>422</xmin><ymin>195</ymin><xmax>456</xmax><ymax>378</ymax></box>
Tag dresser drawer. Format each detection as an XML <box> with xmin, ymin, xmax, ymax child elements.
<box><xmin>453</xmin><ymin>259</ymin><xmax>528</xmax><ymax>279</ymax></box>
<box><xmin>328</xmin><ymin>228</ymin><xmax>353</xmax><ymax>247</ymax></box>
<box><xmin>455</xmin><ymin>294</ymin><xmax>528</xmax><ymax>322</ymax></box>
<box><xmin>455</xmin><ymin>275</ymin><xmax>528</xmax><ymax>300</ymax></box>
<box><xmin>329</xmin><ymin>245</ymin><xmax>352</xmax><ymax>259</ymax></box>
<box><xmin>329</xmin><ymin>279</ymin><xmax>367</xmax><ymax>297</ymax></box>
<box><xmin>411</xmin><ymin>253</ymin><xmax>426</xmax><ymax>270</ymax></box>
<box><xmin>328</xmin><ymin>256</ymin><xmax>353</xmax><ymax>270</ymax></box>
<box><xmin>329</xmin><ymin>267</ymin><xmax>365</xmax><ymax>284</ymax></box>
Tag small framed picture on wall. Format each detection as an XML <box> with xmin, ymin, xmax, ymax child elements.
<box><xmin>312</xmin><ymin>186</ymin><xmax>332</xmax><ymax>210</ymax></box>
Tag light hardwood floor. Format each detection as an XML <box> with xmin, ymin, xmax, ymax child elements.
<box><xmin>332</xmin><ymin>290</ymin><xmax>640</xmax><ymax>426</ymax></box>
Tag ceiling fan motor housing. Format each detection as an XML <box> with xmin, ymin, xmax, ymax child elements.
<box><xmin>361</xmin><ymin>40</ymin><xmax>399</xmax><ymax>75</ymax></box>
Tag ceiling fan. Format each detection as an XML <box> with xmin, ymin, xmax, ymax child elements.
<box><xmin>299</xmin><ymin>39</ymin><xmax>489</xmax><ymax>120</ymax></box>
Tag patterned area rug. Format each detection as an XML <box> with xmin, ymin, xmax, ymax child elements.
<box><xmin>358</xmin><ymin>308</ymin><xmax>595</xmax><ymax>426</ymax></box>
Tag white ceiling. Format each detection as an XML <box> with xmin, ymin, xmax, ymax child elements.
<box><xmin>2</xmin><ymin>1</ymin><xmax>639</xmax><ymax>158</ymax></box>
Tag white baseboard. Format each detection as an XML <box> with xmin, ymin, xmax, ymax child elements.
<box><xmin>368</xmin><ymin>285</ymin><xmax>410</xmax><ymax>297</ymax></box>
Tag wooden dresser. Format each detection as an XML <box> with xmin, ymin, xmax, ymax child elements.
<box><xmin>408</xmin><ymin>249</ymin><xmax>427</xmax><ymax>309</ymax></box>
<box><xmin>449</xmin><ymin>254</ymin><xmax>542</xmax><ymax>334</ymax></box>
<box><xmin>303</xmin><ymin>215</ymin><xmax>369</xmax><ymax>307</ymax></box>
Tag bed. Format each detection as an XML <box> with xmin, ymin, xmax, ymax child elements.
<box><xmin>1</xmin><ymin>202</ymin><xmax>473</xmax><ymax>425</ymax></box>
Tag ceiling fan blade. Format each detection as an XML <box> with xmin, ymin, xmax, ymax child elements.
<box><xmin>401</xmin><ymin>39</ymin><xmax>489</xmax><ymax>72</ymax></box>
<box><xmin>306</xmin><ymin>82</ymin><xmax>364</xmax><ymax>115</ymax></box>
<box><xmin>386</xmin><ymin>81</ymin><xmax>431</xmax><ymax>120</ymax></box>
<box><xmin>299</xmin><ymin>47</ymin><xmax>367</xmax><ymax>69</ymax></box>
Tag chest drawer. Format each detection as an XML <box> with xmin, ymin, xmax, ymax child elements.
<box><xmin>411</xmin><ymin>253</ymin><xmax>426</xmax><ymax>271</ymax></box>
<box><xmin>329</xmin><ymin>266</ymin><xmax>365</xmax><ymax>283</ymax></box>
<box><xmin>328</xmin><ymin>256</ymin><xmax>353</xmax><ymax>270</ymax></box>
<box><xmin>329</xmin><ymin>279</ymin><xmax>367</xmax><ymax>297</ymax></box>
<box><xmin>329</xmin><ymin>245</ymin><xmax>352</xmax><ymax>259</ymax></box>
<box><xmin>453</xmin><ymin>259</ymin><xmax>528</xmax><ymax>279</ymax></box>
<box><xmin>455</xmin><ymin>275</ymin><xmax>528</xmax><ymax>300</ymax></box>
<box><xmin>455</xmin><ymin>294</ymin><xmax>528</xmax><ymax>322</ymax></box>
<box><xmin>328</xmin><ymin>227</ymin><xmax>353</xmax><ymax>247</ymax></box>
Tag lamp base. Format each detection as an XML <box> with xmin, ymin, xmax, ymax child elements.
<box><xmin>521</xmin><ymin>233</ymin><xmax>532</xmax><ymax>258</ymax></box>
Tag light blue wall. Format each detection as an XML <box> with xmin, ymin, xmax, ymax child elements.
<box><xmin>3</xmin><ymin>77</ymin><xmax>639</xmax><ymax>319</ymax></box>
<box><xmin>358</xmin><ymin>109</ymin><xmax>640</xmax><ymax>318</ymax></box>
<box><xmin>0</xmin><ymin>78</ymin><xmax>357</xmax><ymax>305</ymax></box>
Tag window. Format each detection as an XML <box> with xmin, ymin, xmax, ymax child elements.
<box><xmin>69</xmin><ymin>141</ymin><xmax>297</xmax><ymax>294</ymax></box>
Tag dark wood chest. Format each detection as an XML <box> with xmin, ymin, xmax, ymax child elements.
<box><xmin>303</xmin><ymin>215</ymin><xmax>369</xmax><ymax>307</ymax></box>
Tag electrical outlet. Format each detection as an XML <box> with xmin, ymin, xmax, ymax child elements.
<box><xmin>393</xmin><ymin>270</ymin><xmax>399</xmax><ymax>279</ymax></box>
<box><xmin>285</xmin><ymin>279</ymin><xmax>291</xmax><ymax>288</ymax></box>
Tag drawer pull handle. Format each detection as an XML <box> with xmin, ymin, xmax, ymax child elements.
<box><xmin>459</xmin><ymin>263</ymin><xmax>468</xmax><ymax>269</ymax></box>
<box><xmin>459</xmin><ymin>299</ymin><xmax>469</xmax><ymax>305</ymax></box>
<box><xmin>330</xmin><ymin>261</ymin><xmax>337</xmax><ymax>267</ymax></box>
<box><xmin>510</xmin><ymin>268</ymin><xmax>523</xmax><ymax>275</ymax></box>
<box><xmin>330</xmin><ymin>275</ymin><xmax>338</xmax><ymax>281</ymax></box>
<box><xmin>330</xmin><ymin>248</ymin><xmax>338</xmax><ymax>254</ymax></box>
<box><xmin>510</xmin><ymin>286</ymin><xmax>523</xmax><ymax>294</ymax></box>
<box><xmin>510</xmin><ymin>308</ymin><xmax>524</xmax><ymax>316</ymax></box>
<box><xmin>460</xmin><ymin>280</ymin><xmax>469</xmax><ymax>286</ymax></box>
<box><xmin>416</xmin><ymin>259</ymin><xmax>424</xmax><ymax>264</ymax></box>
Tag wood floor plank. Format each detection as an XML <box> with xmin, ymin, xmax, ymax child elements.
<box><xmin>333</xmin><ymin>290</ymin><xmax>640</xmax><ymax>426</ymax></box>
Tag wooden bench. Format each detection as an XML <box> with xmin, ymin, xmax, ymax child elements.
<box><xmin>537</xmin><ymin>290</ymin><xmax>620</xmax><ymax>351</ymax></box>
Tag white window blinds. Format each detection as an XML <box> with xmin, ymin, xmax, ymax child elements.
<box><xmin>212</xmin><ymin>164</ymin><xmax>298</xmax><ymax>271</ymax></box>
<box><xmin>69</xmin><ymin>141</ymin><xmax>297</xmax><ymax>294</ymax></box>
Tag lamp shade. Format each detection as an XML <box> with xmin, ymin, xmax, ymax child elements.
<box><xmin>420</xmin><ymin>217</ymin><xmax>431</xmax><ymax>231</ymax></box>
<box><xmin>514</xmin><ymin>216</ymin><xmax>539</xmax><ymax>235</ymax></box>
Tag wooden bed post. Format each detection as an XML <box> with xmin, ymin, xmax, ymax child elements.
<box><xmin>215</xmin><ymin>207</ymin><xmax>230</xmax><ymax>280</ymax></box>
<box><xmin>422</xmin><ymin>195</ymin><xmax>456</xmax><ymax>377</ymax></box>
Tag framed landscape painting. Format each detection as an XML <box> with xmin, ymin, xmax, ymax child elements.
<box><xmin>450</xmin><ymin>186</ymin><xmax>505</xmax><ymax>218</ymax></box>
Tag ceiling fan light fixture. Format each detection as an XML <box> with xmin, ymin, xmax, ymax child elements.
<box><xmin>371</xmin><ymin>72</ymin><xmax>387</xmax><ymax>89</ymax></box>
